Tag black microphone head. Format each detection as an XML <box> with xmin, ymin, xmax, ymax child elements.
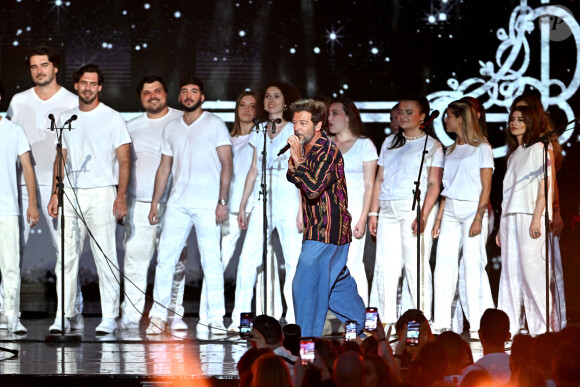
<box><xmin>431</xmin><ymin>110</ymin><xmax>440</xmax><ymax>119</ymax></box>
<box><xmin>273</xmin><ymin>118</ymin><xmax>282</xmax><ymax>124</ymax></box>
<box><xmin>48</xmin><ymin>113</ymin><xmax>55</xmax><ymax>121</ymax></box>
<box><xmin>252</xmin><ymin>118</ymin><xmax>260</xmax><ymax>125</ymax></box>
<box><xmin>70</xmin><ymin>114</ymin><xmax>78</xmax><ymax>122</ymax></box>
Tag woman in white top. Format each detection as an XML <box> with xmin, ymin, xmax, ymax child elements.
<box><xmin>228</xmin><ymin>81</ymin><xmax>302</xmax><ymax>330</ymax></box>
<box><xmin>368</xmin><ymin>96</ymin><xmax>443</xmax><ymax>325</ymax></box>
<box><xmin>497</xmin><ymin>105</ymin><xmax>555</xmax><ymax>336</ymax></box>
<box><xmin>431</xmin><ymin>100</ymin><xmax>494</xmax><ymax>337</ymax></box>
<box><xmin>327</xmin><ymin>98</ymin><xmax>378</xmax><ymax>305</ymax></box>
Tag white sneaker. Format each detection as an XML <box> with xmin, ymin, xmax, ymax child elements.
<box><xmin>8</xmin><ymin>317</ymin><xmax>27</xmax><ymax>334</ymax></box>
<box><xmin>146</xmin><ymin>317</ymin><xmax>166</xmax><ymax>335</ymax></box>
<box><xmin>209</xmin><ymin>320</ymin><xmax>227</xmax><ymax>335</ymax></box>
<box><xmin>170</xmin><ymin>316</ymin><xmax>188</xmax><ymax>331</ymax></box>
<box><xmin>49</xmin><ymin>317</ymin><xmax>71</xmax><ymax>333</ymax></box>
<box><xmin>196</xmin><ymin>321</ymin><xmax>209</xmax><ymax>333</ymax></box>
<box><xmin>120</xmin><ymin>318</ymin><xmax>140</xmax><ymax>330</ymax></box>
<box><xmin>96</xmin><ymin>318</ymin><xmax>118</xmax><ymax>335</ymax></box>
<box><xmin>0</xmin><ymin>315</ymin><xmax>8</xmax><ymax>330</ymax></box>
<box><xmin>71</xmin><ymin>314</ymin><xmax>84</xmax><ymax>330</ymax></box>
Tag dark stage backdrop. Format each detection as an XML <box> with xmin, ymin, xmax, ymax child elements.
<box><xmin>1</xmin><ymin>0</ymin><xmax>579</xmax><ymax>319</ymax></box>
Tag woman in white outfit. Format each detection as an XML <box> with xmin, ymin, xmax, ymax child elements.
<box><xmin>228</xmin><ymin>81</ymin><xmax>302</xmax><ymax>330</ymax></box>
<box><xmin>327</xmin><ymin>98</ymin><xmax>377</xmax><ymax>305</ymax></box>
<box><xmin>431</xmin><ymin>100</ymin><xmax>494</xmax><ymax>338</ymax></box>
<box><xmin>512</xmin><ymin>93</ymin><xmax>566</xmax><ymax>331</ymax></box>
<box><xmin>497</xmin><ymin>105</ymin><xmax>555</xmax><ymax>336</ymax></box>
<box><xmin>368</xmin><ymin>96</ymin><xmax>443</xmax><ymax>325</ymax></box>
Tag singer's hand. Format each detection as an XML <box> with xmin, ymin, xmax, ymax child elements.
<box><xmin>287</xmin><ymin>135</ymin><xmax>303</xmax><ymax>165</ymax></box>
<box><xmin>48</xmin><ymin>194</ymin><xmax>59</xmax><ymax>218</ymax></box>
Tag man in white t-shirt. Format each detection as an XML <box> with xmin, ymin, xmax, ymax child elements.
<box><xmin>47</xmin><ymin>64</ymin><xmax>132</xmax><ymax>335</ymax></box>
<box><xmin>121</xmin><ymin>75</ymin><xmax>187</xmax><ymax>330</ymax></box>
<box><xmin>146</xmin><ymin>76</ymin><xmax>233</xmax><ymax>335</ymax></box>
<box><xmin>0</xmin><ymin>81</ymin><xmax>40</xmax><ymax>334</ymax></box>
<box><xmin>4</xmin><ymin>46</ymin><xmax>84</xmax><ymax>330</ymax></box>
<box><xmin>462</xmin><ymin>308</ymin><xmax>512</xmax><ymax>384</ymax></box>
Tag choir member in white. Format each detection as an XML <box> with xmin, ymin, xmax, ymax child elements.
<box><xmin>228</xmin><ymin>81</ymin><xmax>302</xmax><ymax>330</ymax></box>
<box><xmin>327</xmin><ymin>98</ymin><xmax>377</xmax><ymax>305</ymax></box>
<box><xmin>121</xmin><ymin>76</ymin><xmax>187</xmax><ymax>330</ymax></box>
<box><xmin>431</xmin><ymin>100</ymin><xmax>494</xmax><ymax>338</ymax></box>
<box><xmin>497</xmin><ymin>105</ymin><xmax>556</xmax><ymax>336</ymax></box>
<box><xmin>47</xmin><ymin>64</ymin><xmax>131</xmax><ymax>334</ymax></box>
<box><xmin>146</xmin><ymin>77</ymin><xmax>232</xmax><ymax>334</ymax></box>
<box><xmin>368</xmin><ymin>96</ymin><xmax>443</xmax><ymax>325</ymax></box>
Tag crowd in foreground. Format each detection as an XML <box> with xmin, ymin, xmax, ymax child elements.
<box><xmin>237</xmin><ymin>309</ymin><xmax>580</xmax><ymax>387</ymax></box>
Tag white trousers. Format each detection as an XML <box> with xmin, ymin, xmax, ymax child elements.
<box><xmin>230</xmin><ymin>202</ymin><xmax>302</xmax><ymax>325</ymax></box>
<box><xmin>0</xmin><ymin>216</ymin><xmax>21</xmax><ymax>317</ymax></box>
<box><xmin>346</xmin><ymin>200</ymin><xmax>369</xmax><ymax>306</ymax></box>
<box><xmin>373</xmin><ymin>198</ymin><xmax>436</xmax><ymax>324</ymax></box>
<box><xmin>498</xmin><ymin>214</ymin><xmax>558</xmax><ymax>336</ymax></box>
<box><xmin>19</xmin><ymin>185</ymin><xmax>84</xmax><ymax>312</ymax></box>
<box><xmin>121</xmin><ymin>200</ymin><xmax>186</xmax><ymax>323</ymax></box>
<box><xmin>57</xmin><ymin>187</ymin><xmax>120</xmax><ymax>318</ymax></box>
<box><xmin>433</xmin><ymin>199</ymin><xmax>494</xmax><ymax>331</ymax></box>
<box><xmin>150</xmin><ymin>206</ymin><xmax>224</xmax><ymax>322</ymax></box>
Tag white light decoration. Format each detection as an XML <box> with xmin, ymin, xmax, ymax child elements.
<box><xmin>439</xmin><ymin>13</ymin><xmax>447</xmax><ymax>21</ymax></box>
<box><xmin>371</xmin><ymin>47</ymin><xmax>379</xmax><ymax>54</ymax></box>
<box><xmin>13</xmin><ymin>40</ymin><xmax>19</xmax><ymax>46</ymax></box>
<box><xmin>428</xmin><ymin>15</ymin><xmax>436</xmax><ymax>23</ymax></box>
<box><xmin>427</xmin><ymin>0</ymin><xmax>580</xmax><ymax>158</ymax></box>
<box><xmin>313</xmin><ymin>47</ymin><xmax>320</xmax><ymax>54</ymax></box>
<box><xmin>144</xmin><ymin>3</ymin><xmax>150</xmax><ymax>9</ymax></box>
<box><xmin>174</xmin><ymin>11</ymin><xmax>181</xmax><ymax>18</ymax></box>
<box><xmin>239</xmin><ymin>30</ymin><xmax>246</xmax><ymax>37</ymax></box>
<box><xmin>289</xmin><ymin>48</ymin><xmax>296</xmax><ymax>54</ymax></box>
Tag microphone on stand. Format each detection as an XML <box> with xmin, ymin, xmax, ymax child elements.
<box><xmin>48</xmin><ymin>114</ymin><xmax>56</xmax><ymax>131</ymax></box>
<box><xmin>63</xmin><ymin>114</ymin><xmax>77</xmax><ymax>127</ymax></box>
<box><xmin>270</xmin><ymin>117</ymin><xmax>282</xmax><ymax>134</ymax></box>
<box><xmin>253</xmin><ymin>118</ymin><xmax>261</xmax><ymax>132</ymax></box>
<box><xmin>419</xmin><ymin>110</ymin><xmax>440</xmax><ymax>130</ymax></box>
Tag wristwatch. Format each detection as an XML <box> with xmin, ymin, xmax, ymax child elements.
<box><xmin>218</xmin><ymin>198</ymin><xmax>228</xmax><ymax>206</ymax></box>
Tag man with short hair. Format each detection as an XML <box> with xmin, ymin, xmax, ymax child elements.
<box><xmin>146</xmin><ymin>76</ymin><xmax>232</xmax><ymax>334</ymax></box>
<box><xmin>4</xmin><ymin>46</ymin><xmax>84</xmax><ymax>330</ymax></box>
<box><xmin>252</xmin><ymin>314</ymin><xmax>297</xmax><ymax>373</ymax></box>
<box><xmin>462</xmin><ymin>308</ymin><xmax>511</xmax><ymax>384</ymax></box>
<box><xmin>121</xmin><ymin>76</ymin><xmax>187</xmax><ymax>330</ymax></box>
<box><xmin>286</xmin><ymin>99</ymin><xmax>365</xmax><ymax>337</ymax></box>
<box><xmin>0</xmin><ymin>80</ymin><xmax>40</xmax><ymax>334</ymax></box>
<box><xmin>47</xmin><ymin>64</ymin><xmax>131</xmax><ymax>334</ymax></box>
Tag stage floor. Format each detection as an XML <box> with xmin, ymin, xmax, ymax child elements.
<box><xmin>0</xmin><ymin>315</ymin><xmax>487</xmax><ymax>385</ymax></box>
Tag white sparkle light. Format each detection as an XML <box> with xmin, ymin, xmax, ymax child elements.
<box><xmin>144</xmin><ymin>3</ymin><xmax>150</xmax><ymax>9</ymax></box>
<box><xmin>371</xmin><ymin>47</ymin><xmax>378</xmax><ymax>54</ymax></box>
<box><xmin>385</xmin><ymin>57</ymin><xmax>390</xmax><ymax>62</ymax></box>
<box><xmin>339</xmin><ymin>90</ymin><xmax>344</xmax><ymax>94</ymax></box>
<box><xmin>313</xmin><ymin>47</ymin><xmax>320</xmax><ymax>54</ymax></box>
<box><xmin>107</xmin><ymin>43</ymin><xmax>113</xmax><ymax>49</ymax></box>
<box><xmin>174</xmin><ymin>11</ymin><xmax>181</xmax><ymax>18</ymax></box>
<box><xmin>55</xmin><ymin>0</ymin><xmax>62</xmax><ymax>6</ymax></box>
<box><xmin>26</xmin><ymin>26</ymin><xmax>31</xmax><ymax>31</ymax></box>
<box><xmin>239</xmin><ymin>30</ymin><xmax>246</xmax><ymax>37</ymax></box>
<box><xmin>16</xmin><ymin>29</ymin><xmax>22</xmax><ymax>36</ymax></box>
<box><xmin>329</xmin><ymin>32</ymin><xmax>336</xmax><ymax>40</ymax></box>
<box><xmin>342</xmin><ymin>84</ymin><xmax>349</xmax><ymax>90</ymax></box>
<box><xmin>135</xmin><ymin>45</ymin><xmax>141</xmax><ymax>51</ymax></box>
<box><xmin>428</xmin><ymin>15</ymin><xmax>436</xmax><ymax>24</ymax></box>
<box><xmin>122</xmin><ymin>10</ymin><xmax>127</xmax><ymax>15</ymax></box>
<box><xmin>102</xmin><ymin>42</ymin><xmax>108</xmax><ymax>48</ymax></box>
<box><xmin>426</xmin><ymin>79</ymin><xmax>431</xmax><ymax>83</ymax></box>
<box><xmin>439</xmin><ymin>13</ymin><xmax>447</xmax><ymax>21</ymax></box>
<box><xmin>13</xmin><ymin>40</ymin><xmax>19</xmax><ymax>46</ymax></box>
<box><xmin>143</xmin><ymin>43</ymin><xmax>148</xmax><ymax>48</ymax></box>
<box><xmin>290</xmin><ymin>48</ymin><xmax>296</xmax><ymax>54</ymax></box>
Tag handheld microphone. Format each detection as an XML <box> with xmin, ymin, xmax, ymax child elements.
<box><xmin>277</xmin><ymin>143</ymin><xmax>291</xmax><ymax>156</ymax></box>
<box><xmin>63</xmin><ymin>114</ymin><xmax>78</xmax><ymax>126</ymax></box>
<box><xmin>419</xmin><ymin>110</ymin><xmax>440</xmax><ymax>130</ymax></box>
<box><xmin>48</xmin><ymin>114</ymin><xmax>56</xmax><ymax>130</ymax></box>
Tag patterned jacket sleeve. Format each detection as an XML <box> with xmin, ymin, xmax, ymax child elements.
<box><xmin>291</xmin><ymin>142</ymin><xmax>337</xmax><ymax>200</ymax></box>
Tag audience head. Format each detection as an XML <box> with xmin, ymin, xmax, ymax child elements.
<box><xmin>341</xmin><ymin>340</ymin><xmax>363</xmax><ymax>355</ymax></box>
<box><xmin>460</xmin><ymin>369</ymin><xmax>495</xmax><ymax>387</ymax></box>
<box><xmin>313</xmin><ymin>337</ymin><xmax>339</xmax><ymax>375</ymax></box>
<box><xmin>253</xmin><ymin>314</ymin><xmax>283</xmax><ymax>348</ymax></box>
<box><xmin>364</xmin><ymin>354</ymin><xmax>395</xmax><ymax>387</ymax></box>
<box><xmin>530</xmin><ymin>332</ymin><xmax>560</xmax><ymax>381</ymax></box>
<box><xmin>479</xmin><ymin>308</ymin><xmax>510</xmax><ymax>350</ymax></box>
<box><xmin>258</xmin><ymin>80</ymin><xmax>301</xmax><ymax>122</ymax></box>
<box><xmin>333</xmin><ymin>351</ymin><xmax>365</xmax><ymax>387</ymax></box>
<box><xmin>412</xmin><ymin>342</ymin><xmax>448</xmax><ymax>387</ymax></box>
<box><xmin>552</xmin><ymin>341</ymin><xmax>580</xmax><ymax>387</ymax></box>
<box><xmin>232</xmin><ymin>91</ymin><xmax>257</xmax><ymax>136</ymax></box>
<box><xmin>510</xmin><ymin>333</ymin><xmax>534</xmax><ymax>375</ymax></box>
<box><xmin>513</xmin><ymin>365</ymin><xmax>546</xmax><ymax>387</ymax></box>
<box><xmin>237</xmin><ymin>348</ymin><xmax>272</xmax><ymax>387</ymax></box>
<box><xmin>436</xmin><ymin>331</ymin><xmax>473</xmax><ymax>375</ymax></box>
<box><xmin>250</xmin><ymin>353</ymin><xmax>292</xmax><ymax>387</ymax></box>
<box><xmin>361</xmin><ymin>335</ymin><xmax>379</xmax><ymax>356</ymax></box>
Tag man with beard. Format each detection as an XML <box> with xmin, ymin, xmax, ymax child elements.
<box><xmin>146</xmin><ymin>76</ymin><xmax>232</xmax><ymax>334</ymax></box>
<box><xmin>4</xmin><ymin>46</ymin><xmax>84</xmax><ymax>330</ymax></box>
<box><xmin>121</xmin><ymin>76</ymin><xmax>188</xmax><ymax>330</ymax></box>
<box><xmin>47</xmin><ymin>64</ymin><xmax>131</xmax><ymax>334</ymax></box>
<box><xmin>286</xmin><ymin>99</ymin><xmax>365</xmax><ymax>337</ymax></box>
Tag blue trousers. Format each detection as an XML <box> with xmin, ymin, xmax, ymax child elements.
<box><xmin>292</xmin><ymin>240</ymin><xmax>366</xmax><ymax>337</ymax></box>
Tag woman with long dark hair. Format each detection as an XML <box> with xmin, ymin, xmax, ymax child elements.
<box><xmin>497</xmin><ymin>105</ymin><xmax>556</xmax><ymax>336</ymax></box>
<box><xmin>368</xmin><ymin>96</ymin><xmax>443</xmax><ymax>325</ymax></box>
<box><xmin>327</xmin><ymin>97</ymin><xmax>378</xmax><ymax>305</ymax></box>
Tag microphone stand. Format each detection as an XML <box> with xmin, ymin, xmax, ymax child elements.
<box><xmin>45</xmin><ymin>116</ymin><xmax>81</xmax><ymax>345</ymax></box>
<box><xmin>410</xmin><ymin>127</ymin><xmax>430</xmax><ymax>316</ymax></box>
<box><xmin>524</xmin><ymin>118</ymin><xmax>577</xmax><ymax>333</ymax></box>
